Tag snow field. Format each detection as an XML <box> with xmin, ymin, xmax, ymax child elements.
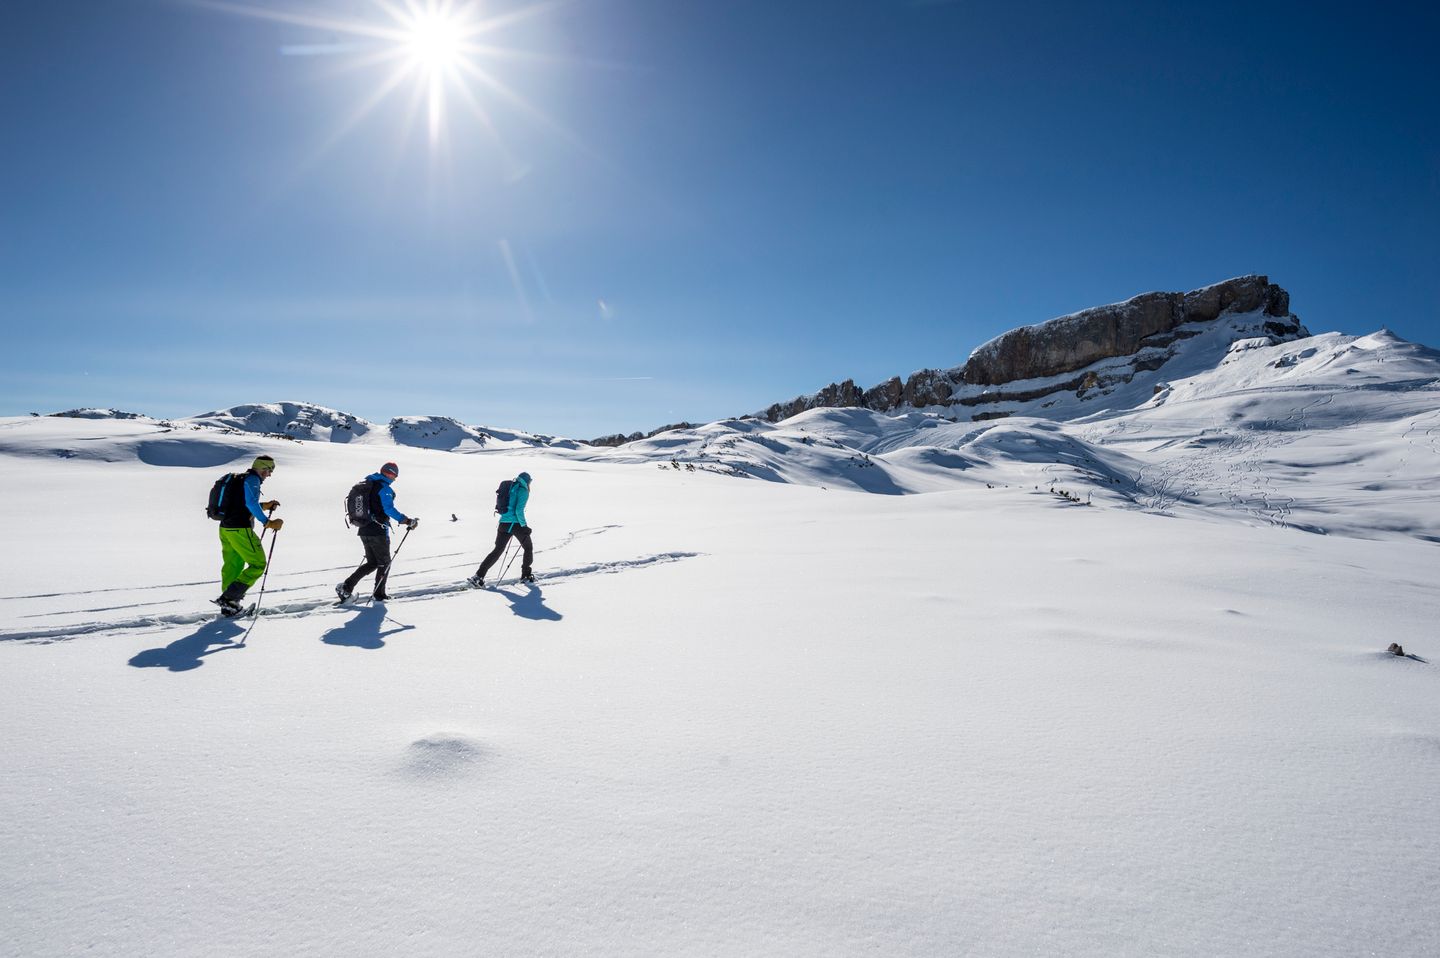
<box><xmin>3</xmin><ymin>426</ymin><xmax>1438</xmax><ymax>956</ymax></box>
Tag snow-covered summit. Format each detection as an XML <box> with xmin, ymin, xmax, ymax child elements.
<box><xmin>389</xmin><ymin>416</ymin><xmax>582</xmax><ymax>452</ymax></box>
<box><xmin>184</xmin><ymin>401</ymin><xmax>374</xmax><ymax>442</ymax></box>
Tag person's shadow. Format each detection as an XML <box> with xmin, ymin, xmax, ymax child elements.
<box><xmin>496</xmin><ymin>584</ymin><xmax>562</xmax><ymax>622</ymax></box>
<box><xmin>129</xmin><ymin>618</ymin><xmax>246</xmax><ymax>672</ymax></box>
<box><xmin>321</xmin><ymin>603</ymin><xmax>415</xmax><ymax>650</ymax></box>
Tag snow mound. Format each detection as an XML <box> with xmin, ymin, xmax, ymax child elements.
<box><xmin>400</xmin><ymin>735</ymin><xmax>487</xmax><ymax>779</ymax></box>
<box><xmin>135</xmin><ymin>438</ymin><xmax>255</xmax><ymax>469</ymax></box>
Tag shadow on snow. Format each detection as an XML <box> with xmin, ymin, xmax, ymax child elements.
<box><xmin>322</xmin><ymin>603</ymin><xmax>416</xmax><ymax>650</ymax></box>
<box><xmin>128</xmin><ymin>618</ymin><xmax>247</xmax><ymax>672</ymax></box>
<box><xmin>495</xmin><ymin>584</ymin><xmax>562</xmax><ymax>622</ymax></box>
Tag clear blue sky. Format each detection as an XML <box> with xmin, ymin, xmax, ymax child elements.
<box><xmin>3</xmin><ymin>0</ymin><xmax>1436</xmax><ymax>438</ymax></box>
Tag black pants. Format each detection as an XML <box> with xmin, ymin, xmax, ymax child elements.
<box><xmin>343</xmin><ymin>534</ymin><xmax>392</xmax><ymax>597</ymax></box>
<box><xmin>475</xmin><ymin>523</ymin><xmax>532</xmax><ymax>579</ymax></box>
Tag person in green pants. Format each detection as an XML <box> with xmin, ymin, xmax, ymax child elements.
<box><xmin>213</xmin><ymin>455</ymin><xmax>284</xmax><ymax>616</ymax></box>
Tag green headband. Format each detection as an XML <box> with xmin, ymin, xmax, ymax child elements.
<box><xmin>253</xmin><ymin>456</ymin><xmax>276</xmax><ymax>471</ymax></box>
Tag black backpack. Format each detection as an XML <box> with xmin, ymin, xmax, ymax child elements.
<box><xmin>345</xmin><ymin>479</ymin><xmax>378</xmax><ymax>527</ymax></box>
<box><xmin>494</xmin><ymin>479</ymin><xmax>514</xmax><ymax>515</ymax></box>
<box><xmin>206</xmin><ymin>473</ymin><xmax>238</xmax><ymax>521</ymax></box>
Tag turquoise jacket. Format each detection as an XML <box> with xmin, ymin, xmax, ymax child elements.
<box><xmin>500</xmin><ymin>474</ymin><xmax>529</xmax><ymax>527</ymax></box>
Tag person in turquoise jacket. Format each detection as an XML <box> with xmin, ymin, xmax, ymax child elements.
<box><xmin>467</xmin><ymin>471</ymin><xmax>534</xmax><ymax>587</ymax></box>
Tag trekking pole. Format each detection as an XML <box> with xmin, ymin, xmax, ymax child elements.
<box><xmin>372</xmin><ymin>523</ymin><xmax>412</xmax><ymax>601</ymax></box>
<box><xmin>497</xmin><ymin>536</ymin><xmax>521</xmax><ymax>584</ymax></box>
<box><xmin>239</xmin><ymin>523</ymin><xmax>280</xmax><ymax>644</ymax></box>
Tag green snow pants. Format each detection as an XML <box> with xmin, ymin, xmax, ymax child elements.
<box><xmin>219</xmin><ymin>526</ymin><xmax>267</xmax><ymax>590</ymax></box>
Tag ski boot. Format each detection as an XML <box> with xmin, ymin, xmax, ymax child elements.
<box><xmin>212</xmin><ymin>597</ymin><xmax>244</xmax><ymax>617</ymax></box>
<box><xmin>213</xmin><ymin>582</ymin><xmax>248</xmax><ymax>617</ymax></box>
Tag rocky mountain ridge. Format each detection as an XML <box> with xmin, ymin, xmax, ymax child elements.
<box><xmin>755</xmin><ymin>275</ymin><xmax>1303</xmax><ymax>423</ymax></box>
<box><xmin>588</xmin><ymin>275</ymin><xmax>1305</xmax><ymax>445</ymax></box>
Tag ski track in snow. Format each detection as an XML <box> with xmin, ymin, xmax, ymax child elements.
<box><xmin>1121</xmin><ymin>386</ymin><xmax>1395</xmax><ymax>529</ymax></box>
<box><xmin>0</xmin><ymin>552</ymin><xmax>702</xmax><ymax>645</ymax></box>
<box><xmin>1397</xmin><ymin>408</ymin><xmax>1440</xmax><ymax>475</ymax></box>
<box><xmin>0</xmin><ymin>527</ymin><xmax>625</xmax><ymax>604</ymax></box>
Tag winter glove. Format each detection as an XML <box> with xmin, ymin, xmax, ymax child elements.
<box><xmin>265</xmin><ymin>518</ymin><xmax>285</xmax><ymax>531</ymax></box>
<box><xmin>406</xmin><ymin>518</ymin><xmax>420</xmax><ymax>530</ymax></box>
<box><xmin>262</xmin><ymin>500</ymin><xmax>280</xmax><ymax>511</ymax></box>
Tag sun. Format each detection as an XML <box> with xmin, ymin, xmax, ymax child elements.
<box><xmin>403</xmin><ymin>10</ymin><xmax>464</xmax><ymax>74</ymax></box>
<box><xmin>189</xmin><ymin>0</ymin><xmax>574</xmax><ymax>155</ymax></box>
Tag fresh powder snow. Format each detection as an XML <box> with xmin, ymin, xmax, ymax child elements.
<box><xmin>3</xmin><ymin>325</ymin><xmax>1439</xmax><ymax>957</ymax></box>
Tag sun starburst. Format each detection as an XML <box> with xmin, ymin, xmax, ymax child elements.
<box><xmin>189</xmin><ymin>0</ymin><xmax>572</xmax><ymax>155</ymax></box>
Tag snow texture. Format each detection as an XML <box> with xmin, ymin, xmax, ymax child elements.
<box><xmin>3</xmin><ymin>325</ymin><xmax>1439</xmax><ymax>957</ymax></box>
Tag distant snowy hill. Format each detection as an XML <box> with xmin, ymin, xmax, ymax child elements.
<box><xmin>187</xmin><ymin>401</ymin><xmax>374</xmax><ymax>442</ymax></box>
<box><xmin>388</xmin><ymin>415</ymin><xmax>581</xmax><ymax>452</ymax></box>
<box><xmin>71</xmin><ymin>401</ymin><xmax>582</xmax><ymax>452</ymax></box>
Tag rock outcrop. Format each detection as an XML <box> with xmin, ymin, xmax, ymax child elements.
<box><xmin>961</xmin><ymin>275</ymin><xmax>1291</xmax><ymax>385</ymax></box>
<box><xmin>750</xmin><ymin>275</ymin><xmax>1304</xmax><ymax>426</ymax></box>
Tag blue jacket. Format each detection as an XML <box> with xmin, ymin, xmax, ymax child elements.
<box><xmin>365</xmin><ymin>473</ymin><xmax>410</xmax><ymax>532</ymax></box>
<box><xmin>242</xmin><ymin>472</ymin><xmax>270</xmax><ymax>525</ymax></box>
<box><xmin>500</xmin><ymin>474</ymin><xmax>529</xmax><ymax>527</ymax></box>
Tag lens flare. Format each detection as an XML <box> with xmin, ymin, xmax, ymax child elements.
<box><xmin>187</xmin><ymin>0</ymin><xmax>578</xmax><ymax>157</ymax></box>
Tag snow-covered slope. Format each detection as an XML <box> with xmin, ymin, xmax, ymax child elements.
<box><xmin>1</xmin><ymin>410</ymin><xmax>1436</xmax><ymax>958</ymax></box>
<box><xmin>577</xmin><ymin>325</ymin><xmax>1440</xmax><ymax>542</ymax></box>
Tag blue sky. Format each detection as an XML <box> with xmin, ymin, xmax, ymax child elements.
<box><xmin>3</xmin><ymin>0</ymin><xmax>1436</xmax><ymax>438</ymax></box>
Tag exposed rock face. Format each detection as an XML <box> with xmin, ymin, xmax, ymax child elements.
<box><xmin>590</xmin><ymin>421</ymin><xmax>699</xmax><ymax>447</ymax></box>
<box><xmin>594</xmin><ymin>275</ymin><xmax>1306</xmax><ymax>443</ymax></box>
<box><xmin>758</xmin><ymin>381</ymin><xmax>866</xmax><ymax>428</ymax></box>
<box><xmin>962</xmin><ymin>275</ymin><xmax>1291</xmax><ymax>385</ymax></box>
<box><xmin>748</xmin><ymin>274</ymin><xmax>1303</xmax><ymax>425</ymax></box>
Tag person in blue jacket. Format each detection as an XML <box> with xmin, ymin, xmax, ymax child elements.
<box><xmin>213</xmin><ymin>455</ymin><xmax>283</xmax><ymax>616</ymax></box>
<box><xmin>336</xmin><ymin>461</ymin><xmax>418</xmax><ymax>603</ymax></box>
<box><xmin>467</xmin><ymin>471</ymin><xmax>534</xmax><ymax>587</ymax></box>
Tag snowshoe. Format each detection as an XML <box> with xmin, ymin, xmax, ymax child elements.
<box><xmin>465</xmin><ymin>575</ymin><xmax>485</xmax><ymax>589</ymax></box>
<box><xmin>212</xmin><ymin>598</ymin><xmax>250</xmax><ymax>618</ymax></box>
